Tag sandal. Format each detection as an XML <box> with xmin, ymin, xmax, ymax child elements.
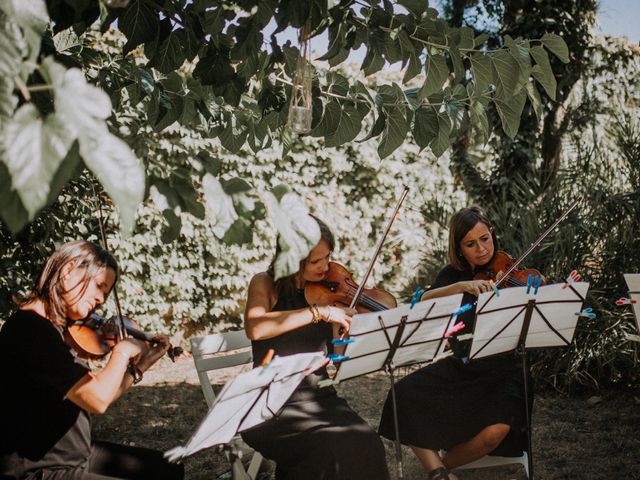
<box><xmin>428</xmin><ymin>467</ymin><xmax>454</xmax><ymax>480</ymax></box>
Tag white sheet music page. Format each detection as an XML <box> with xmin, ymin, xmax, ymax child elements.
<box><xmin>623</xmin><ymin>274</ymin><xmax>640</xmax><ymax>332</ymax></box>
<box><xmin>165</xmin><ymin>351</ymin><xmax>326</xmax><ymax>461</ymax></box>
<box><xmin>470</xmin><ymin>282</ymin><xmax>589</xmax><ymax>359</ymax></box>
<box><xmin>333</xmin><ymin>293</ymin><xmax>463</xmax><ymax>382</ymax></box>
<box><xmin>394</xmin><ymin>293</ymin><xmax>464</xmax><ymax>366</ymax></box>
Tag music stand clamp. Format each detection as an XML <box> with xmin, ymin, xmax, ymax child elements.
<box><xmin>321</xmin><ymin>294</ymin><xmax>465</xmax><ymax>479</ymax></box>
<box><xmin>469</xmin><ymin>281</ymin><xmax>590</xmax><ymax>480</ymax></box>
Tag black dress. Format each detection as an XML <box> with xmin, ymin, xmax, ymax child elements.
<box><xmin>378</xmin><ymin>266</ymin><xmax>530</xmax><ymax>456</ymax></box>
<box><xmin>0</xmin><ymin>310</ymin><xmax>184</xmax><ymax>480</ymax></box>
<box><xmin>241</xmin><ymin>289</ymin><xmax>390</xmax><ymax>480</ymax></box>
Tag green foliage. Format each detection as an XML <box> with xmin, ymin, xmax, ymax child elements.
<box><xmin>0</xmin><ymin>0</ymin><xmax>569</xmax><ymax>247</ymax></box>
<box><xmin>411</xmin><ymin>36</ymin><xmax>640</xmax><ymax>392</ymax></box>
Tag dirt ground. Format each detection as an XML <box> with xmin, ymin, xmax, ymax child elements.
<box><xmin>93</xmin><ymin>355</ymin><xmax>640</xmax><ymax>480</ymax></box>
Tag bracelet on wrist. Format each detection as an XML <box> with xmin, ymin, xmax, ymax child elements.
<box><xmin>127</xmin><ymin>362</ymin><xmax>143</xmax><ymax>384</ymax></box>
<box><xmin>309</xmin><ymin>304</ymin><xmax>322</xmax><ymax>324</ymax></box>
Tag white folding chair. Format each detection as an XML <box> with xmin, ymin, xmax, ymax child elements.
<box><xmin>190</xmin><ymin>331</ymin><xmax>264</xmax><ymax>480</ymax></box>
<box><xmin>452</xmin><ymin>451</ymin><xmax>529</xmax><ymax>478</ymax></box>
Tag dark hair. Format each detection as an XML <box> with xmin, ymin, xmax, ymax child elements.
<box><xmin>17</xmin><ymin>240</ymin><xmax>118</xmax><ymax>328</ymax></box>
<box><xmin>448</xmin><ymin>206</ymin><xmax>498</xmax><ymax>271</ymax></box>
<box><xmin>267</xmin><ymin>215</ymin><xmax>334</xmax><ymax>300</ymax></box>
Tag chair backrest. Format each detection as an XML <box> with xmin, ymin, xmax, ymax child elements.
<box><xmin>190</xmin><ymin>330</ymin><xmax>254</xmax><ymax>408</ymax></box>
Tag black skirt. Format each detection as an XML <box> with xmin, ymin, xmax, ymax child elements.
<box><xmin>242</xmin><ymin>384</ymin><xmax>389</xmax><ymax>480</ymax></box>
<box><xmin>378</xmin><ymin>353</ymin><xmax>530</xmax><ymax>456</ymax></box>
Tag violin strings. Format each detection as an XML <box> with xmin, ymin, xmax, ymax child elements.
<box><xmin>343</xmin><ymin>284</ymin><xmax>389</xmax><ymax>312</ymax></box>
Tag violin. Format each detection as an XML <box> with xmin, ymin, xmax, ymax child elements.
<box><xmin>65</xmin><ymin>313</ymin><xmax>183</xmax><ymax>361</ymax></box>
<box><xmin>304</xmin><ymin>262</ymin><xmax>397</xmax><ymax>313</ymax></box>
<box><xmin>474</xmin><ymin>251</ymin><xmax>546</xmax><ymax>288</ymax></box>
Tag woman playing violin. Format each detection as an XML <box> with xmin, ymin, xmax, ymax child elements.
<box><xmin>0</xmin><ymin>240</ymin><xmax>183</xmax><ymax>480</ymax></box>
<box><xmin>378</xmin><ymin>207</ymin><xmax>532</xmax><ymax>480</ymax></box>
<box><xmin>242</xmin><ymin>215</ymin><xmax>390</xmax><ymax>480</ymax></box>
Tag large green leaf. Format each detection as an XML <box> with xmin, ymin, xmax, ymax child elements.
<box><xmin>530</xmin><ymin>46</ymin><xmax>557</xmax><ymax>100</ymax></box>
<box><xmin>449</xmin><ymin>47</ymin><xmax>464</xmax><ymax>84</ymax></box>
<box><xmin>419</xmin><ymin>54</ymin><xmax>448</xmax><ymax>100</ymax></box>
<box><xmin>45</xmin><ymin>59</ymin><xmax>112</xmax><ymax>131</ymax></box>
<box><xmin>0</xmin><ymin>76</ymin><xmax>17</xmax><ymax>126</ymax></box>
<box><xmin>469</xmin><ymin>54</ymin><xmax>493</xmax><ymax>95</ymax></box>
<box><xmin>325</xmin><ymin>104</ymin><xmax>363</xmax><ymax>147</ymax></box>
<box><xmin>0</xmin><ymin>160</ymin><xmax>29</xmax><ymax>233</ymax></box>
<box><xmin>491</xmin><ymin>50</ymin><xmax>520</xmax><ymax>96</ymax></box>
<box><xmin>430</xmin><ymin>111</ymin><xmax>451</xmax><ymax>158</ymax></box>
<box><xmin>378</xmin><ymin>106</ymin><xmax>408</xmax><ymax>159</ymax></box>
<box><xmin>312</xmin><ymin>99</ymin><xmax>341</xmax><ymax>137</ymax></box>
<box><xmin>469</xmin><ymin>100</ymin><xmax>489</xmax><ymax>143</ymax></box>
<box><xmin>0</xmin><ymin>14</ymin><xmax>25</xmax><ymax>78</ymax></box>
<box><xmin>541</xmin><ymin>33</ymin><xmax>569</xmax><ymax>64</ymax></box>
<box><xmin>1</xmin><ymin>104</ymin><xmax>73</xmax><ymax>217</ymax></box>
<box><xmin>0</xmin><ymin>0</ymin><xmax>47</xmax><ymax>71</ymax></box>
<box><xmin>505</xmin><ymin>36</ymin><xmax>531</xmax><ymax>90</ymax></box>
<box><xmin>202</xmin><ymin>173</ymin><xmax>238</xmax><ymax>239</ymax></box>
<box><xmin>493</xmin><ymin>89</ymin><xmax>527</xmax><ymax>139</ymax></box>
<box><xmin>150</xmin><ymin>29</ymin><xmax>187</xmax><ymax>74</ymax></box>
<box><xmin>79</xmin><ymin>126</ymin><xmax>145</xmax><ymax>236</ymax></box>
<box><xmin>219</xmin><ymin>117</ymin><xmax>248</xmax><ymax>153</ymax></box>
<box><xmin>263</xmin><ymin>191</ymin><xmax>320</xmax><ymax>280</ymax></box>
<box><xmin>119</xmin><ymin>0</ymin><xmax>159</xmax><ymax>55</ymax></box>
<box><xmin>412</xmin><ymin>107</ymin><xmax>438</xmax><ymax>151</ymax></box>
<box><xmin>525</xmin><ymin>82</ymin><xmax>543</xmax><ymax>122</ymax></box>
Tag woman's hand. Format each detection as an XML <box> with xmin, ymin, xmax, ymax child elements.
<box><xmin>322</xmin><ymin>305</ymin><xmax>354</xmax><ymax>332</ymax></box>
<box><xmin>457</xmin><ymin>280</ymin><xmax>493</xmax><ymax>296</ymax></box>
<box><xmin>136</xmin><ymin>335</ymin><xmax>172</xmax><ymax>373</ymax></box>
<box><xmin>111</xmin><ymin>338</ymin><xmax>147</xmax><ymax>361</ymax></box>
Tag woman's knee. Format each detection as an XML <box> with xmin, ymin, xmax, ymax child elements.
<box><xmin>479</xmin><ymin>423</ymin><xmax>510</xmax><ymax>452</ymax></box>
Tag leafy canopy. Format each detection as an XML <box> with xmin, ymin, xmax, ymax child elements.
<box><xmin>0</xmin><ymin>0</ymin><xmax>568</xmax><ymax>278</ymax></box>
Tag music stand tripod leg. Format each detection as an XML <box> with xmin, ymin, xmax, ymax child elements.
<box><xmin>516</xmin><ymin>300</ymin><xmax>536</xmax><ymax>480</ymax></box>
<box><xmin>386</xmin><ymin>361</ymin><xmax>405</xmax><ymax>480</ymax></box>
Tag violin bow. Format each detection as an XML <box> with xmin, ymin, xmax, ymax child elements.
<box><xmin>91</xmin><ymin>182</ymin><xmax>129</xmax><ymax>345</ymax></box>
<box><xmin>347</xmin><ymin>186</ymin><xmax>410</xmax><ymax>310</ymax></box>
<box><xmin>494</xmin><ymin>196</ymin><xmax>582</xmax><ymax>289</ymax></box>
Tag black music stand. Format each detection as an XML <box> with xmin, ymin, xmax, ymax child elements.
<box><xmin>165</xmin><ymin>352</ymin><xmax>326</xmax><ymax>478</ymax></box>
<box><xmin>468</xmin><ymin>281</ymin><xmax>590</xmax><ymax>480</ymax></box>
<box><xmin>319</xmin><ymin>294</ymin><xmax>465</xmax><ymax>479</ymax></box>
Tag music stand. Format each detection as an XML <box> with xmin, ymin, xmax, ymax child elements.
<box><xmin>165</xmin><ymin>352</ymin><xmax>326</xmax><ymax>475</ymax></box>
<box><xmin>623</xmin><ymin>274</ymin><xmax>640</xmax><ymax>337</ymax></box>
<box><xmin>469</xmin><ymin>281</ymin><xmax>590</xmax><ymax>479</ymax></box>
<box><xmin>319</xmin><ymin>294</ymin><xmax>464</xmax><ymax>479</ymax></box>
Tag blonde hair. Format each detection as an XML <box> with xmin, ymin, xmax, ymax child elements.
<box><xmin>17</xmin><ymin>240</ymin><xmax>118</xmax><ymax>327</ymax></box>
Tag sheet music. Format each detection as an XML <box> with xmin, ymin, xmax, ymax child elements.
<box><xmin>470</xmin><ymin>282</ymin><xmax>589</xmax><ymax>359</ymax></box>
<box><xmin>165</xmin><ymin>352</ymin><xmax>326</xmax><ymax>461</ymax></box>
<box><xmin>333</xmin><ymin>294</ymin><xmax>463</xmax><ymax>382</ymax></box>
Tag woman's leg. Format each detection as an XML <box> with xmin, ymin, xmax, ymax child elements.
<box><xmin>441</xmin><ymin>423</ymin><xmax>511</xmax><ymax>469</ymax></box>
<box><xmin>88</xmin><ymin>441</ymin><xmax>184</xmax><ymax>480</ymax></box>
<box><xmin>409</xmin><ymin>446</ymin><xmax>458</xmax><ymax>480</ymax></box>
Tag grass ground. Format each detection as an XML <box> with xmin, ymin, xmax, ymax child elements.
<box><xmin>93</xmin><ymin>355</ymin><xmax>640</xmax><ymax>480</ymax></box>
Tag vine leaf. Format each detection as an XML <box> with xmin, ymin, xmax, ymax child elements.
<box><xmin>264</xmin><ymin>191</ymin><xmax>320</xmax><ymax>280</ymax></box>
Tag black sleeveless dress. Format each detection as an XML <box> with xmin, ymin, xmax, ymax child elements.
<box><xmin>378</xmin><ymin>265</ymin><xmax>531</xmax><ymax>456</ymax></box>
<box><xmin>241</xmin><ymin>289</ymin><xmax>390</xmax><ymax>480</ymax></box>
